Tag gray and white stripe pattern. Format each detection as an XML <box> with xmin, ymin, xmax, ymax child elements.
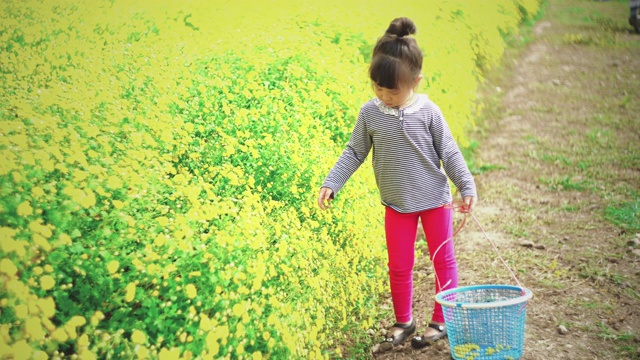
<box><xmin>322</xmin><ymin>94</ymin><xmax>476</xmax><ymax>213</ymax></box>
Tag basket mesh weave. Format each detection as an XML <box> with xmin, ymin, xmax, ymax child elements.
<box><xmin>436</xmin><ymin>285</ymin><xmax>531</xmax><ymax>360</ymax></box>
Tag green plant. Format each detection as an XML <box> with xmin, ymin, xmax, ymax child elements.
<box><xmin>605</xmin><ymin>199</ymin><xmax>640</xmax><ymax>231</ymax></box>
<box><xmin>539</xmin><ymin>176</ymin><xmax>589</xmax><ymax>191</ymax></box>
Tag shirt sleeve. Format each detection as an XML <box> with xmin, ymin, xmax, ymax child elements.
<box><xmin>321</xmin><ymin>109</ymin><xmax>372</xmax><ymax>197</ymax></box>
<box><xmin>429</xmin><ymin>105</ymin><xmax>477</xmax><ymax>198</ymax></box>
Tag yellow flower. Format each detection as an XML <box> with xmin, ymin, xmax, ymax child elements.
<box><xmin>107</xmin><ymin>260</ymin><xmax>119</xmax><ymax>274</ymax></box>
<box><xmin>57</xmin><ymin>234</ymin><xmax>72</xmax><ymax>246</ymax></box>
<box><xmin>131</xmin><ymin>329</ymin><xmax>147</xmax><ymax>344</ymax></box>
<box><xmin>37</xmin><ymin>297</ymin><xmax>56</xmax><ymax>318</ymax></box>
<box><xmin>31</xmin><ymin>186</ymin><xmax>45</xmax><ymax>198</ymax></box>
<box><xmin>91</xmin><ymin>311</ymin><xmax>105</xmax><ymax>326</ymax></box>
<box><xmin>136</xmin><ymin>346</ymin><xmax>149</xmax><ymax>359</ymax></box>
<box><xmin>32</xmin><ymin>234</ymin><xmax>51</xmax><ymax>252</ymax></box>
<box><xmin>40</xmin><ymin>275</ymin><xmax>55</xmax><ymax>290</ymax></box>
<box><xmin>107</xmin><ymin>175</ymin><xmax>123</xmax><ymax>189</ymax></box>
<box><xmin>79</xmin><ymin>189</ymin><xmax>96</xmax><ymax>209</ymax></box>
<box><xmin>12</xmin><ymin>340</ymin><xmax>32</xmax><ymax>360</ymax></box>
<box><xmin>51</xmin><ymin>328</ymin><xmax>69</xmax><ymax>342</ymax></box>
<box><xmin>185</xmin><ymin>284</ymin><xmax>197</xmax><ymax>299</ymax></box>
<box><xmin>14</xmin><ymin>304</ymin><xmax>28</xmax><ymax>319</ymax></box>
<box><xmin>158</xmin><ymin>347</ymin><xmax>180</xmax><ymax>360</ymax></box>
<box><xmin>125</xmin><ymin>282</ymin><xmax>136</xmax><ymax>302</ymax></box>
<box><xmin>155</xmin><ymin>216</ymin><xmax>169</xmax><ymax>226</ymax></box>
<box><xmin>79</xmin><ymin>351</ymin><xmax>96</xmax><ymax>360</ymax></box>
<box><xmin>232</xmin><ymin>303</ymin><xmax>245</xmax><ymax>317</ymax></box>
<box><xmin>16</xmin><ymin>201</ymin><xmax>33</xmax><ymax>216</ymax></box>
<box><xmin>32</xmin><ymin>351</ymin><xmax>48</xmax><ymax>360</ymax></box>
<box><xmin>205</xmin><ymin>332</ymin><xmax>220</xmax><ymax>356</ymax></box>
<box><xmin>154</xmin><ymin>234</ymin><xmax>166</xmax><ymax>247</ymax></box>
<box><xmin>0</xmin><ymin>259</ymin><xmax>17</xmax><ymax>277</ymax></box>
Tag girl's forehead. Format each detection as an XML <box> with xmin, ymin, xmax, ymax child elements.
<box><xmin>374</xmin><ymin>83</ymin><xmax>408</xmax><ymax>91</ymax></box>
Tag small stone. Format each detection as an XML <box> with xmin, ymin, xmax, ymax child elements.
<box><xmin>379</xmin><ymin>342</ymin><xmax>393</xmax><ymax>352</ymax></box>
<box><xmin>558</xmin><ymin>325</ymin><xmax>569</xmax><ymax>335</ymax></box>
<box><xmin>518</xmin><ymin>240</ymin><xmax>534</xmax><ymax>248</ymax></box>
<box><xmin>379</xmin><ymin>328</ymin><xmax>388</xmax><ymax>336</ymax></box>
<box><xmin>366</xmin><ymin>329</ymin><xmax>375</xmax><ymax>336</ymax></box>
<box><xmin>534</xmin><ymin>243</ymin><xmax>546</xmax><ymax>250</ymax></box>
<box><xmin>636</xmin><ymin>347</ymin><xmax>640</xmax><ymax>356</ymax></box>
<box><xmin>627</xmin><ymin>238</ymin><xmax>640</xmax><ymax>247</ymax></box>
<box><xmin>635</xmin><ymin>233</ymin><xmax>640</xmax><ymax>239</ymax></box>
<box><xmin>371</xmin><ymin>344</ymin><xmax>381</xmax><ymax>353</ymax></box>
<box><xmin>434</xmin><ymin>340</ymin><xmax>447</xmax><ymax>351</ymax></box>
<box><xmin>631</xmin><ymin>249</ymin><xmax>640</xmax><ymax>258</ymax></box>
<box><xmin>552</xmin><ymin>79</ymin><xmax>561</xmax><ymax>86</ymax></box>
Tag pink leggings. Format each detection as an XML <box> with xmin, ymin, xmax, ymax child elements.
<box><xmin>385</xmin><ymin>205</ymin><xmax>458</xmax><ymax>323</ymax></box>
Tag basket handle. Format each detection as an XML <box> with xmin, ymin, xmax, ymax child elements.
<box><xmin>431</xmin><ymin>202</ymin><xmax>525</xmax><ymax>293</ymax></box>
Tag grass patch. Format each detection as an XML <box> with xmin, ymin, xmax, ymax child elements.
<box><xmin>541</xmin><ymin>153</ymin><xmax>572</xmax><ymax>166</ymax></box>
<box><xmin>503</xmin><ymin>223</ymin><xmax>529</xmax><ymax>238</ymax></box>
<box><xmin>579</xmin><ymin>300</ymin><xmax>614</xmax><ymax>311</ymax></box>
<box><xmin>560</xmin><ymin>204</ymin><xmax>580</xmax><ymax>212</ymax></box>
<box><xmin>578</xmin><ymin>262</ymin><xmax>628</xmax><ymax>286</ymax></box>
<box><xmin>591</xmin><ymin>14</ymin><xmax>629</xmax><ymax>33</ymax></box>
<box><xmin>563</xmin><ymin>32</ymin><xmax>618</xmax><ymax>46</ymax></box>
<box><xmin>461</xmin><ymin>140</ymin><xmax>507</xmax><ymax>175</ymax></box>
<box><xmin>622</xmin><ymin>287</ymin><xmax>640</xmax><ymax>301</ymax></box>
<box><xmin>576</xmin><ymin>161</ymin><xmax>590</xmax><ymax>170</ymax></box>
<box><xmin>597</xmin><ymin>321</ymin><xmax>636</xmax><ymax>341</ymax></box>
<box><xmin>540</xmin><ymin>175</ymin><xmax>590</xmax><ymax>191</ymax></box>
<box><xmin>538</xmin><ymin>278</ymin><xmax>565</xmax><ymax>289</ymax></box>
<box><xmin>605</xmin><ymin>199</ymin><xmax>640</xmax><ymax>231</ymax></box>
<box><xmin>586</xmin><ymin>128</ymin><xmax>613</xmax><ymax>148</ymax></box>
<box><xmin>597</xmin><ymin>317</ymin><xmax>640</xmax><ymax>360</ymax></box>
<box><xmin>567</xmin><ymin>298</ymin><xmax>614</xmax><ymax>311</ymax></box>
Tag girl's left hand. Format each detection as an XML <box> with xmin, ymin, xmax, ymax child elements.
<box><xmin>461</xmin><ymin>196</ymin><xmax>477</xmax><ymax>213</ymax></box>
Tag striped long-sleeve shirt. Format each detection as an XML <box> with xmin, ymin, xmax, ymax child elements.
<box><xmin>322</xmin><ymin>93</ymin><xmax>476</xmax><ymax>213</ymax></box>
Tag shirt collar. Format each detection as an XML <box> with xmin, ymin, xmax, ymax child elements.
<box><xmin>373</xmin><ymin>94</ymin><xmax>428</xmax><ymax>116</ymax></box>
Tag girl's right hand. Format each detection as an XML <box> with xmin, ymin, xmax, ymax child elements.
<box><xmin>317</xmin><ymin>187</ymin><xmax>334</xmax><ymax>210</ymax></box>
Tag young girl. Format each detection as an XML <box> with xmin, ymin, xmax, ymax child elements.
<box><xmin>317</xmin><ymin>17</ymin><xmax>477</xmax><ymax>350</ymax></box>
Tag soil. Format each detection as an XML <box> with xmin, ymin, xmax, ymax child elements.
<box><xmin>369</xmin><ymin>1</ymin><xmax>640</xmax><ymax>359</ymax></box>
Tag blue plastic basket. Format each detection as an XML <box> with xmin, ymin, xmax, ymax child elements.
<box><xmin>435</xmin><ymin>284</ymin><xmax>533</xmax><ymax>360</ymax></box>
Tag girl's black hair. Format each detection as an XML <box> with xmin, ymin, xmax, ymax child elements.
<box><xmin>369</xmin><ymin>17</ymin><xmax>423</xmax><ymax>89</ymax></box>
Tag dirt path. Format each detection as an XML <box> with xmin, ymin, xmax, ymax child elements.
<box><xmin>373</xmin><ymin>1</ymin><xmax>640</xmax><ymax>359</ymax></box>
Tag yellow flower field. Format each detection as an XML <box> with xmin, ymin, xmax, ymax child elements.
<box><xmin>0</xmin><ymin>0</ymin><xmax>540</xmax><ymax>358</ymax></box>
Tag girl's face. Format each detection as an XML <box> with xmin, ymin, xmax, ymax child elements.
<box><xmin>373</xmin><ymin>76</ymin><xmax>422</xmax><ymax>108</ymax></box>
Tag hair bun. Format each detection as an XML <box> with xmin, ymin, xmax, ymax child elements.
<box><xmin>385</xmin><ymin>17</ymin><xmax>417</xmax><ymax>37</ymax></box>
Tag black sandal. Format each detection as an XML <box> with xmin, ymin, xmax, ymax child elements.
<box><xmin>379</xmin><ymin>320</ymin><xmax>416</xmax><ymax>351</ymax></box>
<box><xmin>411</xmin><ymin>323</ymin><xmax>447</xmax><ymax>349</ymax></box>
